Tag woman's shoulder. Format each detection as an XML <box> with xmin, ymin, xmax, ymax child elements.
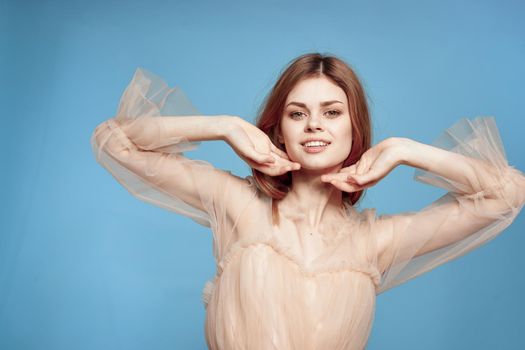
<box><xmin>343</xmin><ymin>203</ymin><xmax>397</xmax><ymax>242</ymax></box>
<box><xmin>220</xmin><ymin>173</ymin><xmax>266</xmax><ymax>219</ymax></box>
<box><xmin>217</xmin><ymin>172</ymin><xmax>257</xmax><ymax>193</ymax></box>
<box><xmin>343</xmin><ymin>201</ymin><xmax>380</xmax><ymax>222</ymax></box>
<box><xmin>237</xmin><ymin>174</ymin><xmax>263</xmax><ymax>199</ymax></box>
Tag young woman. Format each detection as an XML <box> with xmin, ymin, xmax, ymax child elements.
<box><xmin>91</xmin><ymin>53</ymin><xmax>525</xmax><ymax>350</ymax></box>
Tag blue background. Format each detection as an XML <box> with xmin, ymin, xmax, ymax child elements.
<box><xmin>1</xmin><ymin>0</ymin><xmax>524</xmax><ymax>349</ymax></box>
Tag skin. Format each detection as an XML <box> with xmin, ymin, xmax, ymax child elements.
<box><xmin>276</xmin><ymin>76</ymin><xmax>358</xmax><ymax>228</ymax></box>
<box><xmin>225</xmin><ymin>75</ymin><xmax>415</xmax><ymax>233</ymax></box>
<box><xmin>226</xmin><ymin>75</ymin><xmax>521</xmax><ymax>253</ymax></box>
<box><xmin>101</xmin><ymin>74</ymin><xmax>524</xmax><ymax>264</ymax></box>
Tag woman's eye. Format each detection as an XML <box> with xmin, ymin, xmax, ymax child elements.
<box><xmin>327</xmin><ymin>110</ymin><xmax>342</xmax><ymax>117</ymax></box>
<box><xmin>289</xmin><ymin>110</ymin><xmax>342</xmax><ymax>119</ymax></box>
<box><xmin>290</xmin><ymin>111</ymin><xmax>304</xmax><ymax>119</ymax></box>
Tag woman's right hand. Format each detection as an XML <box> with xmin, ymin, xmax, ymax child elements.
<box><xmin>224</xmin><ymin>116</ymin><xmax>301</xmax><ymax>176</ymax></box>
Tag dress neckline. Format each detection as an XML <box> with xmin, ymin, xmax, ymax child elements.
<box><xmin>270</xmin><ymin>196</ymin><xmax>353</xmax><ymax>224</ymax></box>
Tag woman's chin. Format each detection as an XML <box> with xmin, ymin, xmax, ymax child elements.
<box><xmin>293</xmin><ymin>164</ymin><xmax>340</xmax><ymax>175</ymax></box>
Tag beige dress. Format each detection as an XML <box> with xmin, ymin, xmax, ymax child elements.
<box><xmin>91</xmin><ymin>68</ymin><xmax>525</xmax><ymax>350</ymax></box>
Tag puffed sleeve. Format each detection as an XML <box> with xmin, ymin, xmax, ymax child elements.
<box><xmin>375</xmin><ymin>116</ymin><xmax>525</xmax><ymax>295</ymax></box>
<box><xmin>90</xmin><ymin>67</ymin><xmax>255</xmax><ymax>260</ymax></box>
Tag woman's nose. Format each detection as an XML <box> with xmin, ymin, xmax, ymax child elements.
<box><xmin>305</xmin><ymin>116</ymin><xmax>324</xmax><ymax>131</ymax></box>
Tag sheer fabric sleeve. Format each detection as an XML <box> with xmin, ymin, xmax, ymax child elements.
<box><xmin>90</xmin><ymin>68</ymin><xmax>253</xmax><ymax>259</ymax></box>
<box><xmin>376</xmin><ymin>116</ymin><xmax>525</xmax><ymax>295</ymax></box>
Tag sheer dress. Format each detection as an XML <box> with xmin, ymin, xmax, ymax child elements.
<box><xmin>91</xmin><ymin>68</ymin><xmax>525</xmax><ymax>350</ymax></box>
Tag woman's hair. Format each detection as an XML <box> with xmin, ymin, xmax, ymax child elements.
<box><xmin>251</xmin><ymin>52</ymin><xmax>373</xmax><ymax>225</ymax></box>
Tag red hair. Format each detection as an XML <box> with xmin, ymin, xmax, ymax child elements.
<box><xmin>251</xmin><ymin>52</ymin><xmax>373</xmax><ymax>225</ymax></box>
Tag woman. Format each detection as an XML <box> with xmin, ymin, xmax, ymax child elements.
<box><xmin>91</xmin><ymin>53</ymin><xmax>525</xmax><ymax>350</ymax></box>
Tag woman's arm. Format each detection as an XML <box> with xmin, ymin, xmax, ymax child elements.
<box><xmin>376</xmin><ymin>137</ymin><xmax>525</xmax><ymax>264</ymax></box>
<box><xmin>372</xmin><ymin>117</ymin><xmax>525</xmax><ymax>294</ymax></box>
<box><xmin>402</xmin><ymin>138</ymin><xmax>524</xmax><ymax>204</ymax></box>
<box><xmin>93</xmin><ymin>67</ymin><xmax>292</xmax><ymax>266</ymax></box>
<box><xmin>113</xmin><ymin>114</ymin><xmax>237</xmax><ymax>152</ymax></box>
<box><xmin>93</xmin><ymin>111</ymin><xmax>294</xmax><ymax>225</ymax></box>
<box><xmin>113</xmin><ymin>114</ymin><xmax>298</xmax><ymax>173</ymax></box>
<box><xmin>92</xmin><ymin>115</ymin><xmax>242</xmax><ymax>224</ymax></box>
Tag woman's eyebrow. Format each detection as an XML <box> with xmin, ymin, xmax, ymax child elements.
<box><xmin>285</xmin><ymin>100</ymin><xmax>343</xmax><ymax>108</ymax></box>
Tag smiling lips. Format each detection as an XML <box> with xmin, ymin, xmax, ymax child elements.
<box><xmin>302</xmin><ymin>141</ymin><xmax>330</xmax><ymax>153</ymax></box>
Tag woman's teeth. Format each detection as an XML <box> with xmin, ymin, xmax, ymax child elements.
<box><xmin>304</xmin><ymin>141</ymin><xmax>329</xmax><ymax>147</ymax></box>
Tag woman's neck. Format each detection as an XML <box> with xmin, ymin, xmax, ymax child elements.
<box><xmin>280</xmin><ymin>170</ymin><xmax>345</xmax><ymax>229</ymax></box>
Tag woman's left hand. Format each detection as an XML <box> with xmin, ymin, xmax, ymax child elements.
<box><xmin>321</xmin><ymin>137</ymin><xmax>410</xmax><ymax>192</ymax></box>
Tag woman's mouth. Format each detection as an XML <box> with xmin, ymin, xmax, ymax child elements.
<box><xmin>302</xmin><ymin>141</ymin><xmax>331</xmax><ymax>153</ymax></box>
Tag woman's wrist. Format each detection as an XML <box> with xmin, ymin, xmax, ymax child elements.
<box><xmin>219</xmin><ymin>115</ymin><xmax>243</xmax><ymax>142</ymax></box>
<box><xmin>394</xmin><ymin>137</ymin><xmax>423</xmax><ymax>168</ymax></box>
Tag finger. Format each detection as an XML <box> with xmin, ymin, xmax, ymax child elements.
<box><xmin>338</xmin><ymin>166</ymin><xmax>354</xmax><ymax>174</ymax></box>
<box><xmin>348</xmin><ymin>171</ymin><xmax>368</xmax><ymax>185</ymax></box>
<box><xmin>346</xmin><ymin>174</ymin><xmax>358</xmax><ymax>183</ymax></box>
<box><xmin>338</xmin><ymin>163</ymin><xmax>359</xmax><ymax>175</ymax></box>
<box><xmin>346</xmin><ymin>176</ymin><xmax>372</xmax><ymax>189</ymax></box>
<box><xmin>283</xmin><ymin>165</ymin><xmax>293</xmax><ymax>174</ymax></box>
<box><xmin>270</xmin><ymin>144</ymin><xmax>290</xmax><ymax>160</ymax></box>
<box><xmin>286</xmin><ymin>159</ymin><xmax>301</xmax><ymax>170</ymax></box>
<box><xmin>252</xmin><ymin>150</ymin><xmax>275</xmax><ymax>164</ymax></box>
<box><xmin>328</xmin><ymin>179</ymin><xmax>364</xmax><ymax>193</ymax></box>
<box><xmin>321</xmin><ymin>174</ymin><xmax>334</xmax><ymax>182</ymax></box>
<box><xmin>356</xmin><ymin>158</ymin><xmax>369</xmax><ymax>175</ymax></box>
<box><xmin>272</xmin><ymin>153</ymin><xmax>300</xmax><ymax>170</ymax></box>
<box><xmin>254</xmin><ymin>156</ymin><xmax>294</xmax><ymax>175</ymax></box>
<box><xmin>263</xmin><ymin>164</ymin><xmax>293</xmax><ymax>177</ymax></box>
<box><xmin>269</xmin><ymin>164</ymin><xmax>295</xmax><ymax>175</ymax></box>
<box><xmin>321</xmin><ymin>172</ymin><xmax>348</xmax><ymax>182</ymax></box>
<box><xmin>350</xmin><ymin>166</ymin><xmax>384</xmax><ymax>186</ymax></box>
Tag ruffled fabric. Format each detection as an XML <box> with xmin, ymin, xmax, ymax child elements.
<box><xmin>202</xmin><ymin>195</ymin><xmax>386</xmax><ymax>349</ymax></box>
<box><xmin>91</xmin><ymin>68</ymin><xmax>211</xmax><ymax>224</ymax></box>
<box><xmin>203</xmin><ymin>217</ymin><xmax>380</xmax><ymax>349</ymax></box>
<box><xmin>215</xmin><ymin>232</ymin><xmax>381</xmax><ymax>290</ymax></box>
<box><xmin>91</xmin><ymin>68</ymin><xmax>525</xmax><ymax>350</ymax></box>
<box><xmin>90</xmin><ymin>68</ymin><xmax>256</xmax><ymax>262</ymax></box>
<box><xmin>376</xmin><ymin>116</ymin><xmax>525</xmax><ymax>294</ymax></box>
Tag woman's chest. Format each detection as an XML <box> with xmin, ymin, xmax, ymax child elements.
<box><xmin>274</xmin><ymin>218</ymin><xmax>351</xmax><ymax>265</ymax></box>
<box><xmin>232</xmin><ymin>207</ymin><xmax>370</xmax><ymax>270</ymax></box>
<box><xmin>226</xmin><ymin>199</ymin><xmax>381</xmax><ymax>278</ymax></box>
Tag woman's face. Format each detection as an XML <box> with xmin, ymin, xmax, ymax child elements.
<box><xmin>278</xmin><ymin>76</ymin><xmax>352</xmax><ymax>172</ymax></box>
